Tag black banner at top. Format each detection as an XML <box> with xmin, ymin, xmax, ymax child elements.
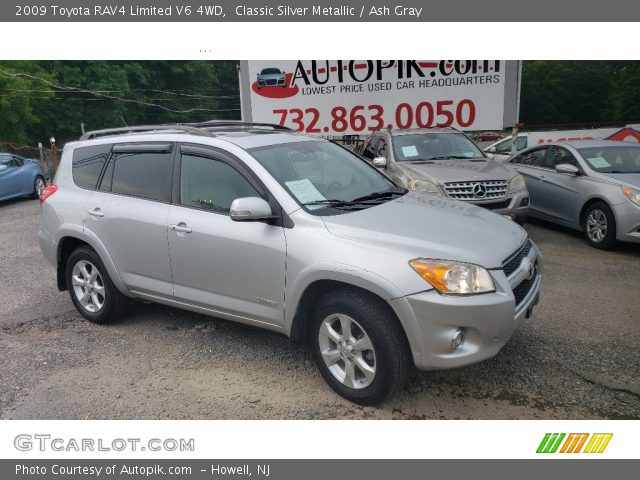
<box><xmin>7</xmin><ymin>0</ymin><xmax>640</xmax><ymax>21</ymax></box>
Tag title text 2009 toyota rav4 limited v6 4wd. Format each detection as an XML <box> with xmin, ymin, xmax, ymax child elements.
<box><xmin>38</xmin><ymin>121</ymin><xmax>542</xmax><ymax>405</ymax></box>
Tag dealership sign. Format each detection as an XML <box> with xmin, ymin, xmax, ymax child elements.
<box><xmin>240</xmin><ymin>60</ymin><xmax>520</xmax><ymax>135</ymax></box>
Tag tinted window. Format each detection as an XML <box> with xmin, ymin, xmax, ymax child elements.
<box><xmin>180</xmin><ymin>154</ymin><xmax>260</xmax><ymax>214</ymax></box>
<box><xmin>103</xmin><ymin>149</ymin><xmax>173</xmax><ymax>202</ymax></box>
<box><xmin>72</xmin><ymin>145</ymin><xmax>111</xmax><ymax>190</ymax></box>
<box><xmin>0</xmin><ymin>155</ymin><xmax>12</xmax><ymax>167</ymax></box>
<box><xmin>513</xmin><ymin>147</ymin><xmax>548</xmax><ymax>167</ymax></box>
<box><xmin>545</xmin><ymin>146</ymin><xmax>579</xmax><ymax>169</ymax></box>
<box><xmin>361</xmin><ymin>135</ymin><xmax>380</xmax><ymax>160</ymax></box>
<box><xmin>12</xmin><ymin>156</ymin><xmax>24</xmax><ymax>167</ymax></box>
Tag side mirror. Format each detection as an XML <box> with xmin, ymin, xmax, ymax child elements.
<box><xmin>230</xmin><ymin>197</ymin><xmax>275</xmax><ymax>222</ymax></box>
<box><xmin>372</xmin><ymin>156</ymin><xmax>387</xmax><ymax>168</ymax></box>
<box><xmin>555</xmin><ymin>163</ymin><xmax>580</xmax><ymax>175</ymax></box>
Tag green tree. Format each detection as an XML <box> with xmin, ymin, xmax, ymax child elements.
<box><xmin>0</xmin><ymin>61</ymin><xmax>53</xmax><ymax>146</ymax></box>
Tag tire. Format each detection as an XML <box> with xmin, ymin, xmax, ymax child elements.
<box><xmin>65</xmin><ymin>246</ymin><xmax>129</xmax><ymax>324</ymax></box>
<box><xmin>310</xmin><ymin>288</ymin><xmax>412</xmax><ymax>405</ymax></box>
<box><xmin>583</xmin><ymin>201</ymin><xmax>617</xmax><ymax>250</ymax></box>
<box><xmin>31</xmin><ymin>175</ymin><xmax>45</xmax><ymax>199</ymax></box>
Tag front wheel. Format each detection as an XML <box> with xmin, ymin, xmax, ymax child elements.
<box><xmin>310</xmin><ymin>289</ymin><xmax>412</xmax><ymax>405</ymax></box>
<box><xmin>583</xmin><ymin>202</ymin><xmax>617</xmax><ymax>250</ymax></box>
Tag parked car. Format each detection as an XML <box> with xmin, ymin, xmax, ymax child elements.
<box><xmin>505</xmin><ymin>140</ymin><xmax>640</xmax><ymax>249</ymax></box>
<box><xmin>256</xmin><ymin>67</ymin><xmax>287</xmax><ymax>88</ymax></box>
<box><xmin>38</xmin><ymin>121</ymin><xmax>542</xmax><ymax>405</ymax></box>
<box><xmin>358</xmin><ymin>128</ymin><xmax>530</xmax><ymax>223</ymax></box>
<box><xmin>0</xmin><ymin>153</ymin><xmax>47</xmax><ymax>203</ymax></box>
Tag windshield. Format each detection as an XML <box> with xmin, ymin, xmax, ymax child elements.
<box><xmin>260</xmin><ymin>68</ymin><xmax>281</xmax><ymax>75</ymax></box>
<box><xmin>249</xmin><ymin>141</ymin><xmax>402</xmax><ymax>215</ymax></box>
<box><xmin>392</xmin><ymin>133</ymin><xmax>485</xmax><ymax>161</ymax></box>
<box><xmin>0</xmin><ymin>155</ymin><xmax>11</xmax><ymax>166</ymax></box>
<box><xmin>578</xmin><ymin>145</ymin><xmax>640</xmax><ymax>173</ymax></box>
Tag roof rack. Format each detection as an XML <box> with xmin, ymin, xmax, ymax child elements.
<box><xmin>80</xmin><ymin>124</ymin><xmax>211</xmax><ymax>141</ymax></box>
<box><xmin>80</xmin><ymin>121</ymin><xmax>292</xmax><ymax>141</ymax></box>
<box><xmin>188</xmin><ymin>120</ymin><xmax>292</xmax><ymax>131</ymax></box>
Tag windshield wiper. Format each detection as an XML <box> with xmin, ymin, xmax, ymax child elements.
<box><xmin>426</xmin><ymin>155</ymin><xmax>484</xmax><ymax>160</ymax></box>
<box><xmin>350</xmin><ymin>190</ymin><xmax>405</xmax><ymax>203</ymax></box>
<box><xmin>605</xmin><ymin>170</ymin><xmax>640</xmax><ymax>174</ymax></box>
<box><xmin>302</xmin><ymin>199</ymin><xmax>364</xmax><ymax>209</ymax></box>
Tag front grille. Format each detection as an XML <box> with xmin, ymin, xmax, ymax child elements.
<box><xmin>265</xmin><ymin>79</ymin><xmax>277</xmax><ymax>85</ymax></box>
<box><xmin>502</xmin><ymin>238</ymin><xmax>532</xmax><ymax>277</ymax></box>
<box><xmin>513</xmin><ymin>264</ymin><xmax>538</xmax><ymax>308</ymax></box>
<box><xmin>443</xmin><ymin>180</ymin><xmax>508</xmax><ymax>200</ymax></box>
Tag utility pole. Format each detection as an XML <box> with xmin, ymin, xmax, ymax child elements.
<box><xmin>50</xmin><ymin>136</ymin><xmax>58</xmax><ymax>171</ymax></box>
<box><xmin>81</xmin><ymin>122</ymin><xmax>85</xmax><ymax>135</ymax></box>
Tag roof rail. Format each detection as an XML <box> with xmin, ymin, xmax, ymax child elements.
<box><xmin>80</xmin><ymin>124</ymin><xmax>211</xmax><ymax>141</ymax></box>
<box><xmin>189</xmin><ymin>120</ymin><xmax>293</xmax><ymax>131</ymax></box>
<box><xmin>79</xmin><ymin>121</ymin><xmax>293</xmax><ymax>141</ymax></box>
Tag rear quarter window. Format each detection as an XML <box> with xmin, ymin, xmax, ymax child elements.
<box><xmin>72</xmin><ymin>145</ymin><xmax>112</xmax><ymax>190</ymax></box>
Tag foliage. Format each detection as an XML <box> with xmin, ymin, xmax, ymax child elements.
<box><xmin>1</xmin><ymin>61</ymin><xmax>639</xmax><ymax>146</ymax></box>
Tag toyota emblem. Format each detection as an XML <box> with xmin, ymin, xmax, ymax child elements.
<box><xmin>472</xmin><ymin>183</ymin><xmax>487</xmax><ymax>198</ymax></box>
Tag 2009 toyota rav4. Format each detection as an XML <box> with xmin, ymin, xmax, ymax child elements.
<box><xmin>38</xmin><ymin>121</ymin><xmax>542</xmax><ymax>405</ymax></box>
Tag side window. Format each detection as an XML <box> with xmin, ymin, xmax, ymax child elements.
<box><xmin>101</xmin><ymin>147</ymin><xmax>173</xmax><ymax>202</ymax></box>
<box><xmin>72</xmin><ymin>144</ymin><xmax>111</xmax><ymax>190</ymax></box>
<box><xmin>179</xmin><ymin>154</ymin><xmax>260</xmax><ymax>214</ymax></box>
<box><xmin>361</xmin><ymin>135</ymin><xmax>378</xmax><ymax>160</ymax></box>
<box><xmin>12</xmin><ymin>156</ymin><xmax>24</xmax><ymax>167</ymax></box>
<box><xmin>375</xmin><ymin>137</ymin><xmax>389</xmax><ymax>158</ymax></box>
<box><xmin>493</xmin><ymin>137</ymin><xmax>513</xmax><ymax>154</ymax></box>
<box><xmin>517</xmin><ymin>147</ymin><xmax>549</xmax><ymax>168</ymax></box>
<box><xmin>545</xmin><ymin>146</ymin><xmax>579</xmax><ymax>169</ymax></box>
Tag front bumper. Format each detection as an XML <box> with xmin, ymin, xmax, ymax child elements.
<box><xmin>469</xmin><ymin>189</ymin><xmax>530</xmax><ymax>221</ymax></box>
<box><xmin>391</xmin><ymin>240</ymin><xmax>542</xmax><ymax>370</ymax></box>
<box><xmin>613</xmin><ymin>201</ymin><xmax>640</xmax><ymax>244</ymax></box>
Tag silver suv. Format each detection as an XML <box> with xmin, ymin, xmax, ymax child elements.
<box><xmin>38</xmin><ymin>121</ymin><xmax>542</xmax><ymax>405</ymax></box>
<box><xmin>359</xmin><ymin>128</ymin><xmax>530</xmax><ymax>223</ymax></box>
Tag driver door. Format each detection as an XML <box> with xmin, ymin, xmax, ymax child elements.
<box><xmin>167</xmin><ymin>146</ymin><xmax>287</xmax><ymax>326</ymax></box>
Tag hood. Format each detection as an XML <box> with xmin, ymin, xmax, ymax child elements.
<box><xmin>321</xmin><ymin>192</ymin><xmax>527</xmax><ymax>268</ymax></box>
<box><xmin>396</xmin><ymin>158</ymin><xmax>514</xmax><ymax>184</ymax></box>
<box><xmin>597</xmin><ymin>172</ymin><xmax>640</xmax><ymax>188</ymax></box>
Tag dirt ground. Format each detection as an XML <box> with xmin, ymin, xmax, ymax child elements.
<box><xmin>1</xmin><ymin>198</ymin><xmax>639</xmax><ymax>419</ymax></box>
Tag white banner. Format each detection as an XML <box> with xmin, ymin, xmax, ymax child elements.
<box><xmin>242</xmin><ymin>60</ymin><xmax>519</xmax><ymax>134</ymax></box>
<box><xmin>1</xmin><ymin>420</ymin><xmax>636</xmax><ymax>459</ymax></box>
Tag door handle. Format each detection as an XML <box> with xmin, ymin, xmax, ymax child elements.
<box><xmin>170</xmin><ymin>223</ymin><xmax>192</xmax><ymax>233</ymax></box>
<box><xmin>87</xmin><ymin>208</ymin><xmax>104</xmax><ymax>217</ymax></box>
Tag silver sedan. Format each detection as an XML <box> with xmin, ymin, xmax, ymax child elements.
<box><xmin>506</xmin><ymin>140</ymin><xmax>640</xmax><ymax>249</ymax></box>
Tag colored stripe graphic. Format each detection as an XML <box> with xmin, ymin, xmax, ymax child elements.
<box><xmin>584</xmin><ymin>434</ymin><xmax>613</xmax><ymax>453</ymax></box>
<box><xmin>537</xmin><ymin>433</ymin><xmax>565</xmax><ymax>453</ymax></box>
<box><xmin>538</xmin><ymin>433</ymin><xmax>613</xmax><ymax>453</ymax></box>
<box><xmin>560</xmin><ymin>433</ymin><xmax>589</xmax><ymax>453</ymax></box>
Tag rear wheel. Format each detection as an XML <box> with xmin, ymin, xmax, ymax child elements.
<box><xmin>31</xmin><ymin>176</ymin><xmax>45</xmax><ymax>199</ymax></box>
<box><xmin>310</xmin><ymin>289</ymin><xmax>412</xmax><ymax>405</ymax></box>
<box><xmin>66</xmin><ymin>246</ymin><xmax>129</xmax><ymax>324</ymax></box>
<box><xmin>583</xmin><ymin>202</ymin><xmax>617</xmax><ymax>250</ymax></box>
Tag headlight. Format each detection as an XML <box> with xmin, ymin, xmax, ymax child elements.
<box><xmin>622</xmin><ymin>186</ymin><xmax>640</xmax><ymax>206</ymax></box>
<box><xmin>409</xmin><ymin>259</ymin><xmax>495</xmax><ymax>295</ymax></box>
<box><xmin>509</xmin><ymin>174</ymin><xmax>526</xmax><ymax>193</ymax></box>
<box><xmin>407</xmin><ymin>179</ymin><xmax>442</xmax><ymax>195</ymax></box>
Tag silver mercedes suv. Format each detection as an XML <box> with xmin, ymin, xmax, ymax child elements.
<box><xmin>359</xmin><ymin>128</ymin><xmax>530</xmax><ymax>224</ymax></box>
<box><xmin>38</xmin><ymin>121</ymin><xmax>542</xmax><ymax>405</ymax></box>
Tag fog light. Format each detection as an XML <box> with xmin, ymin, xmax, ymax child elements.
<box><xmin>451</xmin><ymin>329</ymin><xmax>465</xmax><ymax>350</ymax></box>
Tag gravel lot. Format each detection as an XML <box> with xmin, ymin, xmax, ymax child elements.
<box><xmin>1</xmin><ymin>198</ymin><xmax>639</xmax><ymax>419</ymax></box>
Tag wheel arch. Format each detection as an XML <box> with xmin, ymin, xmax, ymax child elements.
<box><xmin>579</xmin><ymin>196</ymin><xmax>616</xmax><ymax>231</ymax></box>
<box><xmin>56</xmin><ymin>232</ymin><xmax>127</xmax><ymax>293</ymax></box>
<box><xmin>287</xmin><ymin>272</ymin><xmax>419</xmax><ymax>367</ymax></box>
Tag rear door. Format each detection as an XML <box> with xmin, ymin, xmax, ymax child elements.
<box><xmin>84</xmin><ymin>143</ymin><xmax>174</xmax><ymax>296</ymax></box>
<box><xmin>167</xmin><ymin>145</ymin><xmax>286</xmax><ymax>326</ymax></box>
